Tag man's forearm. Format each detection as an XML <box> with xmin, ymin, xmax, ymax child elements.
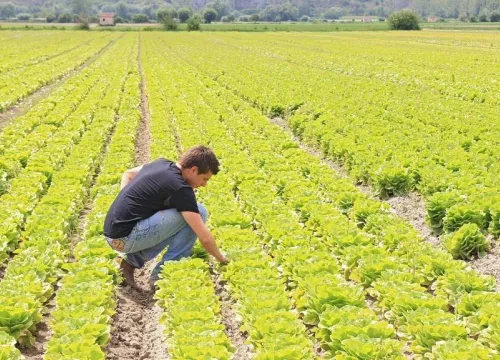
<box><xmin>199</xmin><ymin>236</ymin><xmax>225</xmax><ymax>261</ymax></box>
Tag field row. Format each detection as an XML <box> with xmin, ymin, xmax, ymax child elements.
<box><xmin>141</xmin><ymin>33</ymin><xmax>500</xmax><ymax>359</ymax></box>
<box><xmin>154</xmin><ymin>32</ymin><xmax>500</xmax><ymax>244</ymax></box>
<box><xmin>0</xmin><ymin>34</ymin><xmax>139</xmax><ymax>359</ymax></box>
<box><xmin>1</xmin><ymin>32</ymin><xmax>499</xmax><ymax>359</ymax></box>
<box><xmin>0</xmin><ymin>32</ymin><xmax>119</xmax><ymax>112</ymax></box>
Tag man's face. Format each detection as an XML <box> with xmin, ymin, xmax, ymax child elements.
<box><xmin>186</xmin><ymin>167</ymin><xmax>213</xmax><ymax>189</ymax></box>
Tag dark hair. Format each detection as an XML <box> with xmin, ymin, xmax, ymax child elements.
<box><xmin>179</xmin><ymin>145</ymin><xmax>220</xmax><ymax>175</ymax></box>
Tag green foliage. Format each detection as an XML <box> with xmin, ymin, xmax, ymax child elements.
<box><xmin>398</xmin><ymin>308</ymin><xmax>467</xmax><ymax>353</ymax></box>
<box><xmin>428</xmin><ymin>339</ymin><xmax>499</xmax><ymax>359</ymax></box>
<box><xmin>187</xmin><ymin>14</ymin><xmax>201</xmax><ymax>31</ymax></box>
<box><xmin>372</xmin><ymin>164</ymin><xmax>412</xmax><ymax>198</ymax></box>
<box><xmin>203</xmin><ymin>8</ymin><xmax>217</xmax><ymax>23</ymax></box>
<box><xmin>323</xmin><ymin>7</ymin><xmax>344</xmax><ymax>19</ymax></box>
<box><xmin>177</xmin><ymin>8</ymin><xmax>192</xmax><ymax>23</ymax></box>
<box><xmin>443</xmin><ymin>204</ymin><xmax>487</xmax><ymax>233</ymax></box>
<box><xmin>17</xmin><ymin>13</ymin><xmax>30</xmax><ymax>21</ymax></box>
<box><xmin>491</xmin><ymin>12</ymin><xmax>500</xmax><ymax>22</ymax></box>
<box><xmin>58</xmin><ymin>13</ymin><xmax>73</xmax><ymax>23</ymax></box>
<box><xmin>46</xmin><ymin>14</ymin><xmax>56</xmax><ymax>23</ymax></box>
<box><xmin>426</xmin><ymin>191</ymin><xmax>462</xmax><ymax>231</ymax></box>
<box><xmin>161</xmin><ymin>14</ymin><xmax>177</xmax><ymax>31</ymax></box>
<box><xmin>250</xmin><ymin>14</ymin><xmax>259</xmax><ymax>21</ymax></box>
<box><xmin>444</xmin><ymin>223</ymin><xmax>489</xmax><ymax>260</ymax></box>
<box><xmin>388</xmin><ymin>10</ymin><xmax>421</xmax><ymax>30</ymax></box>
<box><xmin>157</xmin><ymin>7</ymin><xmax>176</xmax><ymax>22</ymax></box>
<box><xmin>131</xmin><ymin>13</ymin><xmax>149</xmax><ymax>23</ymax></box>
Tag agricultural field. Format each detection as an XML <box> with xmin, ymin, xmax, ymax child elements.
<box><xmin>0</xmin><ymin>30</ymin><xmax>499</xmax><ymax>359</ymax></box>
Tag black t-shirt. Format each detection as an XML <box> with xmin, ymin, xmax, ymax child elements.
<box><xmin>103</xmin><ymin>158</ymin><xmax>199</xmax><ymax>239</ymax></box>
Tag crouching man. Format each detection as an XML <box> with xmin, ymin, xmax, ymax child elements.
<box><xmin>103</xmin><ymin>145</ymin><xmax>229</xmax><ymax>290</ymax></box>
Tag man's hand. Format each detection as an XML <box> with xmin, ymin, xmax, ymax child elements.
<box><xmin>181</xmin><ymin>211</ymin><xmax>227</xmax><ymax>262</ymax></box>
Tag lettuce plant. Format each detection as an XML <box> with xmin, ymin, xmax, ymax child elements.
<box><xmin>444</xmin><ymin>223</ymin><xmax>489</xmax><ymax>260</ymax></box>
<box><xmin>443</xmin><ymin>204</ymin><xmax>487</xmax><ymax>233</ymax></box>
<box><xmin>426</xmin><ymin>191</ymin><xmax>463</xmax><ymax>231</ymax></box>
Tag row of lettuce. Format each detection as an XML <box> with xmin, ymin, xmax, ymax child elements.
<box><xmin>142</xmin><ymin>34</ymin><xmax>236</xmax><ymax>360</ymax></box>
<box><xmin>0</xmin><ymin>34</ymin><xmax>138</xmax><ymax>359</ymax></box>
<box><xmin>155</xmin><ymin>33</ymin><xmax>500</xmax><ymax>244</ymax></box>
<box><xmin>0</xmin><ymin>32</ymin><xmax>118</xmax><ymax>112</ymax></box>
<box><xmin>0</xmin><ymin>33</ymin><xmax>122</xmax><ymax>267</ymax></box>
<box><xmin>146</xmin><ymin>32</ymin><xmax>500</xmax><ymax>359</ymax></box>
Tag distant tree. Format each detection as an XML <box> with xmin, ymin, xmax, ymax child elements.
<box><xmin>142</xmin><ymin>6</ymin><xmax>156</xmax><ymax>20</ymax></box>
<box><xmin>323</xmin><ymin>7</ymin><xmax>344</xmax><ymax>20</ymax></box>
<box><xmin>132</xmin><ymin>13</ymin><xmax>149</xmax><ymax>23</ymax></box>
<box><xmin>221</xmin><ymin>15</ymin><xmax>229</xmax><ymax>22</ymax></box>
<box><xmin>89</xmin><ymin>15</ymin><xmax>98</xmax><ymax>23</ymax></box>
<box><xmin>300</xmin><ymin>15</ymin><xmax>309</xmax><ymax>21</ymax></box>
<box><xmin>206</xmin><ymin>0</ymin><xmax>229</xmax><ymax>20</ymax></box>
<box><xmin>469</xmin><ymin>15</ymin><xmax>478</xmax><ymax>22</ymax></box>
<box><xmin>46</xmin><ymin>14</ymin><xmax>57</xmax><ymax>22</ymax></box>
<box><xmin>479</xmin><ymin>13</ymin><xmax>488</xmax><ymax>21</ymax></box>
<box><xmin>17</xmin><ymin>13</ymin><xmax>30</xmax><ymax>21</ymax></box>
<box><xmin>114</xmin><ymin>15</ymin><xmax>123</xmax><ymax>23</ymax></box>
<box><xmin>0</xmin><ymin>2</ymin><xmax>15</xmax><ymax>19</ymax></box>
<box><xmin>72</xmin><ymin>0</ymin><xmax>91</xmax><ymax>22</ymax></box>
<box><xmin>239</xmin><ymin>15</ymin><xmax>249</xmax><ymax>21</ymax></box>
<box><xmin>249</xmin><ymin>13</ymin><xmax>259</xmax><ymax>21</ymax></box>
<box><xmin>260</xmin><ymin>5</ymin><xmax>278</xmax><ymax>21</ymax></box>
<box><xmin>388</xmin><ymin>10</ymin><xmax>421</xmax><ymax>30</ymax></box>
<box><xmin>203</xmin><ymin>8</ymin><xmax>217</xmax><ymax>23</ymax></box>
<box><xmin>116</xmin><ymin>2</ymin><xmax>129</xmax><ymax>20</ymax></box>
<box><xmin>162</xmin><ymin>14</ymin><xmax>177</xmax><ymax>30</ymax></box>
<box><xmin>177</xmin><ymin>8</ymin><xmax>192</xmax><ymax>23</ymax></box>
<box><xmin>157</xmin><ymin>8</ymin><xmax>176</xmax><ymax>22</ymax></box>
<box><xmin>278</xmin><ymin>2</ymin><xmax>298</xmax><ymax>21</ymax></box>
<box><xmin>187</xmin><ymin>14</ymin><xmax>201</xmax><ymax>30</ymax></box>
<box><xmin>491</xmin><ymin>11</ymin><xmax>500</xmax><ymax>22</ymax></box>
<box><xmin>58</xmin><ymin>12</ymin><xmax>73</xmax><ymax>22</ymax></box>
<box><xmin>260</xmin><ymin>3</ymin><xmax>297</xmax><ymax>21</ymax></box>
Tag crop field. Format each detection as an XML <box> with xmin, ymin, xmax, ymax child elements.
<box><xmin>0</xmin><ymin>30</ymin><xmax>500</xmax><ymax>359</ymax></box>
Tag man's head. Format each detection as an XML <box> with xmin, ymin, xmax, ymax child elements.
<box><xmin>178</xmin><ymin>145</ymin><xmax>220</xmax><ymax>188</ymax></box>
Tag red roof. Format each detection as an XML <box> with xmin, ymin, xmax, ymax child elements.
<box><xmin>100</xmin><ymin>12</ymin><xmax>114</xmax><ymax>18</ymax></box>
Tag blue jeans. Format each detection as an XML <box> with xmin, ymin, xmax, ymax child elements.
<box><xmin>107</xmin><ymin>203</ymin><xmax>208</xmax><ymax>282</ymax></box>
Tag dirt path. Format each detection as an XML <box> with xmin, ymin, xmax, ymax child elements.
<box><xmin>211</xmin><ymin>267</ymin><xmax>253</xmax><ymax>359</ymax></box>
<box><xmin>269</xmin><ymin>117</ymin><xmax>500</xmax><ymax>289</ymax></box>
<box><xmin>106</xmin><ymin>35</ymin><xmax>169</xmax><ymax>360</ymax></box>
<box><xmin>135</xmin><ymin>35</ymin><xmax>151</xmax><ymax>167</ymax></box>
<box><xmin>0</xmin><ymin>36</ymin><xmax>120</xmax><ymax>132</ymax></box>
<box><xmin>106</xmin><ymin>263</ymin><xmax>168</xmax><ymax>360</ymax></box>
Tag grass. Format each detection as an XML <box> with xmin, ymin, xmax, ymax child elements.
<box><xmin>1</xmin><ymin>20</ymin><xmax>499</xmax><ymax>32</ymax></box>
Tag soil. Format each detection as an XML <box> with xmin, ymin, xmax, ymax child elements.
<box><xmin>106</xmin><ymin>262</ymin><xmax>169</xmax><ymax>360</ymax></box>
<box><xmin>0</xmin><ymin>36</ymin><xmax>119</xmax><ymax>132</ymax></box>
<box><xmin>386</xmin><ymin>194</ymin><xmax>441</xmax><ymax>247</ymax></box>
<box><xmin>471</xmin><ymin>239</ymin><xmax>500</xmax><ymax>292</ymax></box>
<box><xmin>211</xmin><ymin>267</ymin><xmax>253</xmax><ymax>359</ymax></box>
<box><xmin>135</xmin><ymin>36</ymin><xmax>151</xmax><ymax>167</ymax></box>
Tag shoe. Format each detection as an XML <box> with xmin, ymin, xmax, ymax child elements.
<box><xmin>120</xmin><ymin>259</ymin><xmax>140</xmax><ymax>290</ymax></box>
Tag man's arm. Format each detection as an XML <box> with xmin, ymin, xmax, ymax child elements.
<box><xmin>181</xmin><ymin>211</ymin><xmax>229</xmax><ymax>263</ymax></box>
<box><xmin>120</xmin><ymin>165</ymin><xmax>143</xmax><ymax>190</ymax></box>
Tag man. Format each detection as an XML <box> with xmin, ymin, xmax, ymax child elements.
<box><xmin>103</xmin><ymin>145</ymin><xmax>229</xmax><ymax>290</ymax></box>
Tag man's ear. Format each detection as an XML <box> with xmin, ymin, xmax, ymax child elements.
<box><xmin>191</xmin><ymin>166</ymin><xmax>199</xmax><ymax>175</ymax></box>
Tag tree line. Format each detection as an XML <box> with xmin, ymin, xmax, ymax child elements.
<box><xmin>1</xmin><ymin>0</ymin><xmax>499</xmax><ymax>23</ymax></box>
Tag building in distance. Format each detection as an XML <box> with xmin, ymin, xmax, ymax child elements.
<box><xmin>99</xmin><ymin>12</ymin><xmax>115</xmax><ymax>26</ymax></box>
